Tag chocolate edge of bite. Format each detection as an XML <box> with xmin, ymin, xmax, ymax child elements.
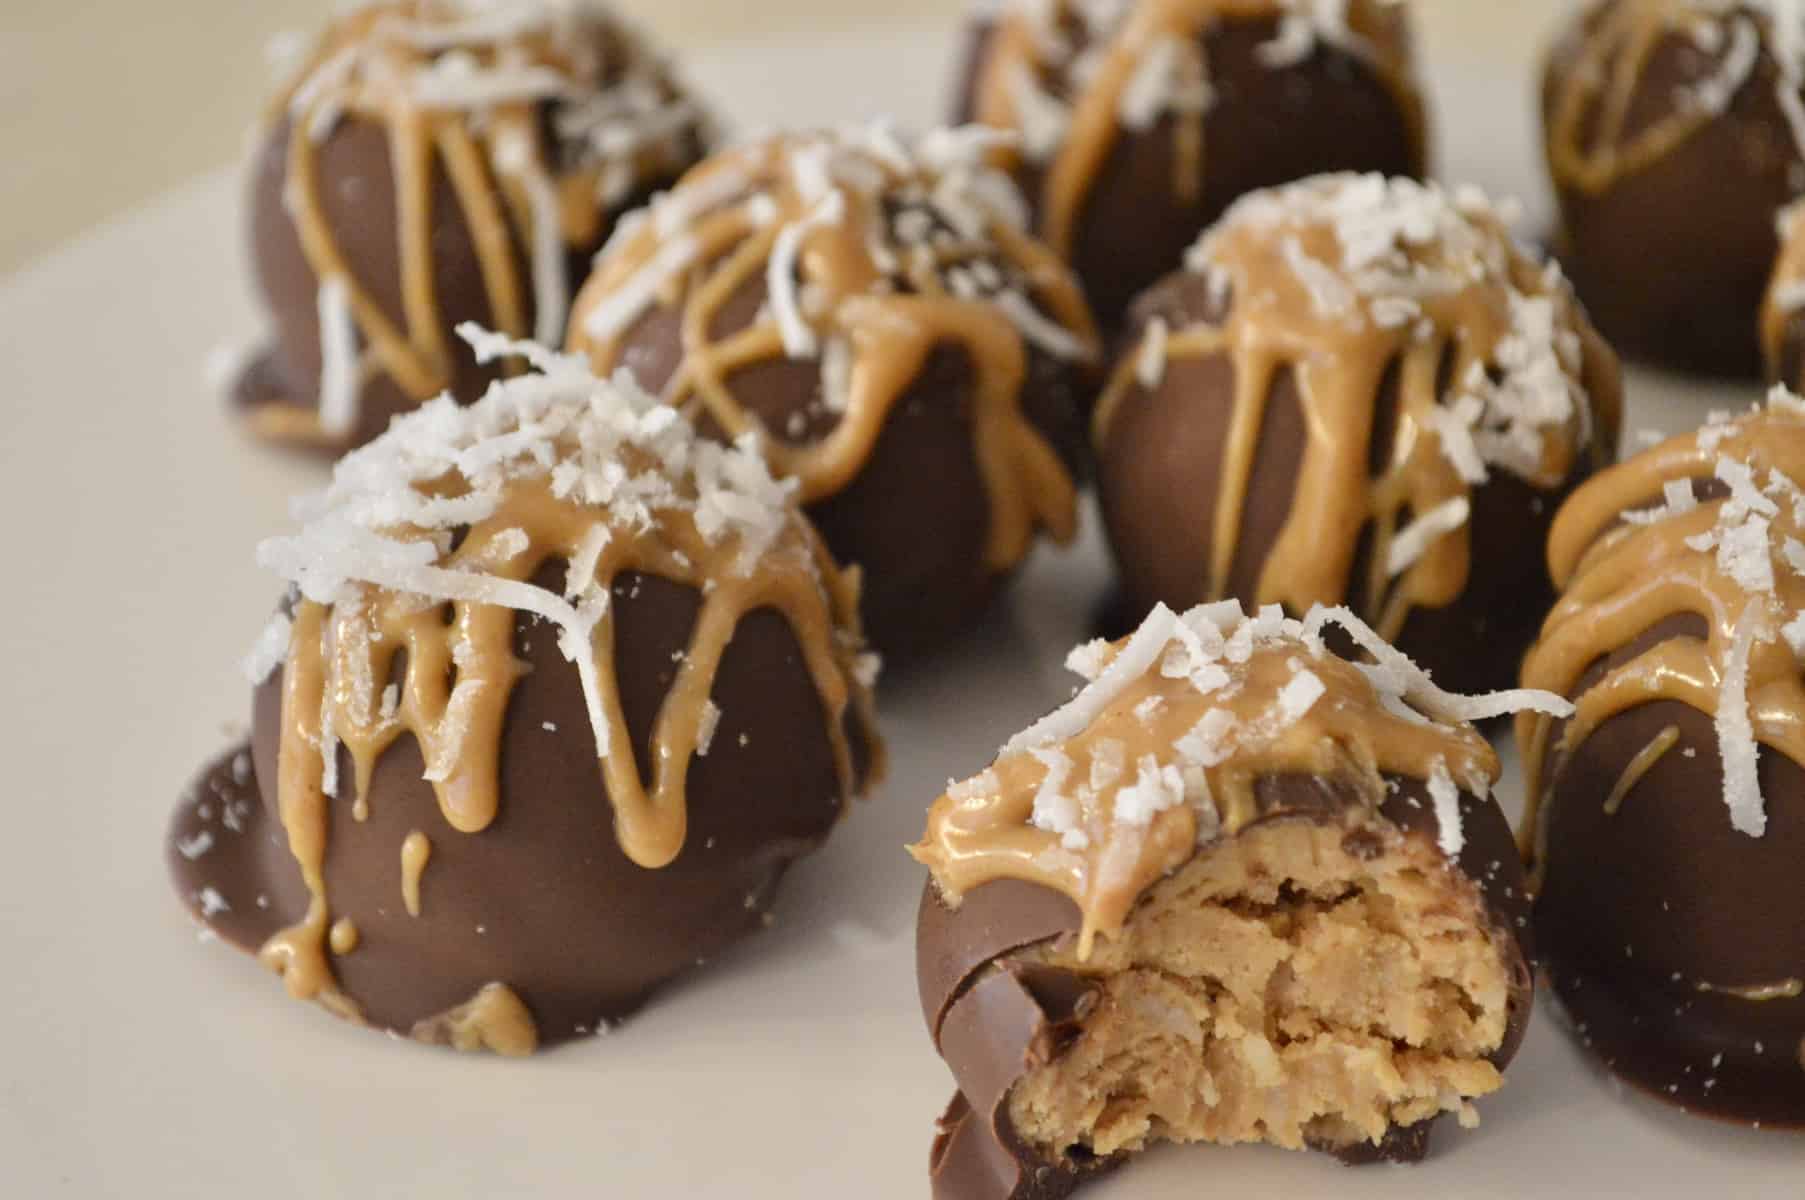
<box><xmin>918</xmin><ymin>770</ymin><xmax>1535</xmax><ymax>1194</ymax></box>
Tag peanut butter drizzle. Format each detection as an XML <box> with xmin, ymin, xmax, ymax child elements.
<box><xmin>329</xmin><ymin>918</ymin><xmax>360</xmax><ymax>955</ymax></box>
<box><xmin>1602</xmin><ymin>724</ymin><xmax>1681</xmax><ymax>814</ymax></box>
<box><xmin>912</xmin><ymin>625</ymin><xmax>1498</xmax><ymax>957</ymax></box>
<box><xmin>265</xmin><ymin>2</ymin><xmax>694</xmax><ymax>440</ymax></box>
<box><xmin>1094</xmin><ymin>183</ymin><xmax>1616</xmax><ymax>641</ymax></box>
<box><xmin>972</xmin><ymin>0</ymin><xmax>1425</xmax><ymax>258</ymax></box>
<box><xmin>410</xmin><ymin>982</ymin><xmax>538</xmax><ymax>1056</ymax></box>
<box><xmin>401</xmin><ymin>830</ymin><xmax>432</xmax><ymax>917</ymax></box>
<box><xmin>567</xmin><ymin>134</ymin><xmax>1095</xmax><ymax>572</ymax></box>
<box><xmin>1547</xmin><ymin>0</ymin><xmax>1784</xmax><ymax>197</ymax></box>
<box><xmin>262</xmin><ymin>472</ymin><xmax>879</xmax><ymax>1021</ymax></box>
<box><xmin>1695</xmin><ymin>977</ymin><xmax>1804</xmax><ymax>1001</ymax></box>
<box><xmin>1519</xmin><ymin>405</ymin><xmax>1805</xmax><ymax>869</ymax></box>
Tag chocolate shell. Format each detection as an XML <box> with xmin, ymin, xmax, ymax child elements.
<box><xmin>1544</xmin><ymin>0</ymin><xmax>1805</xmax><ymax>378</ymax></box>
<box><xmin>237</xmin><ymin>1</ymin><xmax>709</xmax><ymax>452</ymax></box>
<box><xmin>955</xmin><ymin>0</ymin><xmax>1427</xmax><ymax>329</ymax></box>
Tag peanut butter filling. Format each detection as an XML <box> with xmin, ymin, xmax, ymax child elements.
<box><xmin>1006</xmin><ymin>817</ymin><xmax>1511</xmax><ymax>1159</ymax></box>
<box><xmin>566</xmin><ymin>128</ymin><xmax>1096</xmax><ymax>573</ymax></box>
<box><xmin>1095</xmin><ymin>175</ymin><xmax>1618</xmax><ymax>641</ymax></box>
<box><xmin>971</xmin><ymin>0</ymin><xmax>1425</xmax><ymax>258</ymax></box>
<box><xmin>1520</xmin><ymin>397</ymin><xmax>1805</xmax><ymax>869</ymax></box>
<box><xmin>262</xmin><ymin>0</ymin><xmax>702</xmax><ymax>440</ymax></box>
<box><xmin>251</xmin><ymin>335</ymin><xmax>881</xmax><ymax>1045</ymax></box>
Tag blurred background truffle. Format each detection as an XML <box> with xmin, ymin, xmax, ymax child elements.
<box><xmin>237</xmin><ymin>0</ymin><xmax>711</xmax><ymax>451</ymax></box>
<box><xmin>954</xmin><ymin>0</ymin><xmax>1427</xmax><ymax>328</ymax></box>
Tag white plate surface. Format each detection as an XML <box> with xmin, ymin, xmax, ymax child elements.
<box><xmin>2</xmin><ymin>15</ymin><xmax>1801</xmax><ymax>1199</ymax></box>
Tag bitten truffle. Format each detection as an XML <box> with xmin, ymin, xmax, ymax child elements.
<box><xmin>565</xmin><ymin>126</ymin><xmax>1100</xmax><ymax>661</ymax></box>
<box><xmin>236</xmin><ymin>0</ymin><xmax>710</xmax><ymax>451</ymax></box>
<box><xmin>1520</xmin><ymin>392</ymin><xmax>1805</xmax><ymax>1127</ymax></box>
<box><xmin>169</xmin><ymin>327</ymin><xmax>883</xmax><ymax>1053</ymax></box>
<box><xmin>1095</xmin><ymin>174</ymin><xmax>1623</xmax><ymax>697</ymax></box>
<box><xmin>1544</xmin><ymin>0</ymin><xmax>1805</xmax><ymax>377</ymax></box>
<box><xmin>955</xmin><ymin>0</ymin><xmax>1427</xmax><ymax>327</ymax></box>
<box><xmin>913</xmin><ymin>601</ymin><xmax>1561</xmax><ymax>1197</ymax></box>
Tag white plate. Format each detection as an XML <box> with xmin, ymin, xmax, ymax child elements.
<box><xmin>2</xmin><ymin>14</ymin><xmax>1800</xmax><ymax>1199</ymax></box>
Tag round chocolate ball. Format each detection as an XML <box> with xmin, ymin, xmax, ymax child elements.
<box><xmin>912</xmin><ymin>603</ymin><xmax>1538</xmax><ymax>1195</ymax></box>
<box><xmin>170</xmin><ymin>342</ymin><xmax>882</xmax><ymax>1052</ymax></box>
<box><xmin>1544</xmin><ymin>0</ymin><xmax>1805</xmax><ymax>378</ymax></box>
<box><xmin>1521</xmin><ymin>400</ymin><xmax>1805</xmax><ymax>1126</ymax></box>
<box><xmin>955</xmin><ymin>0</ymin><xmax>1427</xmax><ymax>329</ymax></box>
<box><xmin>1762</xmin><ymin>198</ymin><xmax>1805</xmax><ymax>384</ymax></box>
<box><xmin>567</xmin><ymin>128</ymin><xmax>1100</xmax><ymax>662</ymax></box>
<box><xmin>237</xmin><ymin>0</ymin><xmax>710</xmax><ymax>452</ymax></box>
<box><xmin>1095</xmin><ymin>175</ymin><xmax>1623</xmax><ymax>697</ymax></box>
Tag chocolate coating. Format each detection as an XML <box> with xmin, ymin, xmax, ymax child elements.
<box><xmin>916</xmin><ymin>773</ymin><xmax>1534</xmax><ymax>1197</ymax></box>
<box><xmin>1544</xmin><ymin>0</ymin><xmax>1805</xmax><ymax>378</ymax></box>
<box><xmin>170</xmin><ymin>566</ymin><xmax>861</xmax><ymax>1045</ymax></box>
<box><xmin>607</xmin><ymin>269</ymin><xmax>1089</xmax><ymax>663</ymax></box>
<box><xmin>957</xmin><ymin>13</ymin><xmax>1426</xmax><ymax>329</ymax></box>
<box><xmin>1533</xmin><ymin>616</ymin><xmax>1805</xmax><ymax>1126</ymax></box>
<box><xmin>1096</xmin><ymin>269</ymin><xmax>1615</xmax><ymax>697</ymax></box>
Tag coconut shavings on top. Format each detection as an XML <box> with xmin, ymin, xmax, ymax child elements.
<box><xmin>252</xmin><ymin>324</ymin><xmax>814</xmax><ymax>763</ymax></box>
<box><xmin>918</xmin><ymin>598</ymin><xmax>1569</xmax><ymax>949</ymax></box>
<box><xmin>1191</xmin><ymin>173</ymin><xmax>1594</xmax><ymax>485</ymax></box>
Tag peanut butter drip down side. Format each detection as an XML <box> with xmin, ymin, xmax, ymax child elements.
<box><xmin>250</xmin><ymin>329</ymin><xmax>881</xmax><ymax>1037</ymax></box>
<box><xmin>262</xmin><ymin>0</ymin><xmax>704</xmax><ymax>441</ymax></box>
<box><xmin>972</xmin><ymin>0</ymin><xmax>1426</xmax><ymax>257</ymax></box>
<box><xmin>1547</xmin><ymin>0</ymin><xmax>1805</xmax><ymax>198</ymax></box>
<box><xmin>1762</xmin><ymin>200</ymin><xmax>1805</xmax><ymax>374</ymax></box>
<box><xmin>1521</xmin><ymin>395</ymin><xmax>1805</xmax><ymax>864</ymax></box>
<box><xmin>912</xmin><ymin>600</ymin><xmax>1571</xmax><ymax>956</ymax></box>
<box><xmin>1096</xmin><ymin>174</ymin><xmax>1620</xmax><ymax>642</ymax></box>
<box><xmin>566</xmin><ymin>127</ymin><xmax>1097</xmax><ymax>573</ymax></box>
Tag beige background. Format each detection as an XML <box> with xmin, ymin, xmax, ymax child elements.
<box><xmin>0</xmin><ymin>1</ymin><xmax>1561</xmax><ymax>275</ymax></box>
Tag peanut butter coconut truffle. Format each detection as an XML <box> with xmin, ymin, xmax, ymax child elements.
<box><xmin>1520</xmin><ymin>392</ymin><xmax>1805</xmax><ymax>1126</ymax></box>
<box><xmin>566</xmin><ymin>126</ymin><xmax>1100</xmax><ymax>660</ymax></box>
<box><xmin>913</xmin><ymin>601</ymin><xmax>1564</xmax><ymax>1197</ymax></box>
<box><xmin>956</xmin><ymin>0</ymin><xmax>1428</xmax><ymax>327</ymax></box>
<box><xmin>237</xmin><ymin>0</ymin><xmax>710</xmax><ymax>452</ymax></box>
<box><xmin>170</xmin><ymin>327</ymin><xmax>882</xmax><ymax>1053</ymax></box>
<box><xmin>1545</xmin><ymin>0</ymin><xmax>1805</xmax><ymax>377</ymax></box>
<box><xmin>1095</xmin><ymin>174</ymin><xmax>1623</xmax><ymax>697</ymax></box>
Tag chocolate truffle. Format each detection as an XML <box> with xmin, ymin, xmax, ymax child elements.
<box><xmin>1544</xmin><ymin>0</ymin><xmax>1805</xmax><ymax>377</ymax></box>
<box><xmin>955</xmin><ymin>0</ymin><xmax>1427</xmax><ymax>328</ymax></box>
<box><xmin>1520</xmin><ymin>394</ymin><xmax>1805</xmax><ymax>1126</ymax></box>
<box><xmin>1095</xmin><ymin>174</ymin><xmax>1623</xmax><ymax>697</ymax></box>
<box><xmin>566</xmin><ymin>127</ymin><xmax>1100</xmax><ymax>661</ymax></box>
<box><xmin>170</xmin><ymin>327</ymin><xmax>883</xmax><ymax>1053</ymax></box>
<box><xmin>237</xmin><ymin>0</ymin><xmax>710</xmax><ymax>452</ymax></box>
<box><xmin>913</xmin><ymin>601</ymin><xmax>1558</xmax><ymax>1196</ymax></box>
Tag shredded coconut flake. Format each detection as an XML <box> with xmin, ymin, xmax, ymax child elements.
<box><xmin>242</xmin><ymin>612</ymin><xmax>294</xmax><ymax>684</ymax></box>
<box><xmin>1426</xmin><ymin>757</ymin><xmax>1464</xmax><ymax>857</ymax></box>
<box><xmin>1717</xmin><ymin>601</ymin><xmax>1769</xmax><ymax>837</ymax></box>
<box><xmin>1387</xmin><ymin>498</ymin><xmax>1471</xmax><ymax>578</ymax></box>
